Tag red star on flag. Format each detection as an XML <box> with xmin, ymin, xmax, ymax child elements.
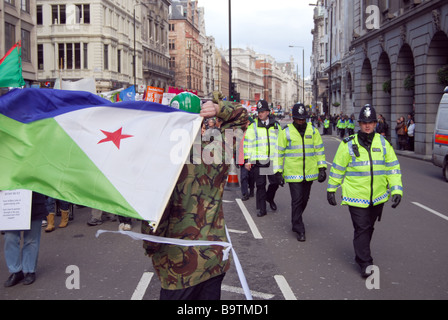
<box><xmin>98</xmin><ymin>127</ymin><xmax>133</xmax><ymax>149</ymax></box>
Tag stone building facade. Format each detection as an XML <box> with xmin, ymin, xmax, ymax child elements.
<box><xmin>169</xmin><ymin>0</ymin><xmax>203</xmax><ymax>96</ymax></box>
<box><xmin>312</xmin><ymin>0</ymin><xmax>448</xmax><ymax>156</ymax></box>
<box><xmin>351</xmin><ymin>0</ymin><xmax>448</xmax><ymax>156</ymax></box>
<box><xmin>36</xmin><ymin>0</ymin><xmax>172</xmax><ymax>92</ymax></box>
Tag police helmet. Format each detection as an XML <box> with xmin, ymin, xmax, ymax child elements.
<box><xmin>292</xmin><ymin>103</ymin><xmax>308</xmax><ymax>120</ymax></box>
<box><xmin>358</xmin><ymin>104</ymin><xmax>377</xmax><ymax>123</ymax></box>
<box><xmin>256</xmin><ymin>100</ymin><xmax>270</xmax><ymax>113</ymax></box>
<box><xmin>170</xmin><ymin>92</ymin><xmax>201</xmax><ymax>114</ymax></box>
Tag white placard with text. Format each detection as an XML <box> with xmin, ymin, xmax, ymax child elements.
<box><xmin>0</xmin><ymin>189</ymin><xmax>32</xmax><ymax>231</ymax></box>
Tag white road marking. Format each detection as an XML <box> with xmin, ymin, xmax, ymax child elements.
<box><xmin>274</xmin><ymin>275</ymin><xmax>297</xmax><ymax>300</ymax></box>
<box><xmin>131</xmin><ymin>272</ymin><xmax>154</xmax><ymax>300</ymax></box>
<box><xmin>221</xmin><ymin>284</ymin><xmax>275</xmax><ymax>300</ymax></box>
<box><xmin>412</xmin><ymin>202</ymin><xmax>448</xmax><ymax>222</ymax></box>
<box><xmin>236</xmin><ymin>198</ymin><xmax>263</xmax><ymax>239</ymax></box>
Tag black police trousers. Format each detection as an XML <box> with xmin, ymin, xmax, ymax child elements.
<box><xmin>348</xmin><ymin>203</ymin><xmax>384</xmax><ymax>269</ymax></box>
<box><xmin>253</xmin><ymin>165</ymin><xmax>279</xmax><ymax>214</ymax></box>
<box><xmin>288</xmin><ymin>181</ymin><xmax>313</xmax><ymax>233</ymax></box>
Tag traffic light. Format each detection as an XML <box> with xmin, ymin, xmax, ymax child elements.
<box><xmin>230</xmin><ymin>82</ymin><xmax>236</xmax><ymax>101</ymax></box>
<box><xmin>229</xmin><ymin>82</ymin><xmax>240</xmax><ymax>102</ymax></box>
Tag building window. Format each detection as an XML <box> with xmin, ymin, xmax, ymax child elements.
<box><xmin>76</xmin><ymin>4</ymin><xmax>90</xmax><ymax>24</ymax></box>
<box><xmin>169</xmin><ymin>39</ymin><xmax>175</xmax><ymax>50</ymax></box>
<box><xmin>52</xmin><ymin>5</ymin><xmax>66</xmax><ymax>24</ymax></box>
<box><xmin>104</xmin><ymin>44</ymin><xmax>109</xmax><ymax>70</ymax></box>
<box><xmin>148</xmin><ymin>19</ymin><xmax>154</xmax><ymax>39</ymax></box>
<box><xmin>117</xmin><ymin>49</ymin><xmax>121</xmax><ymax>73</ymax></box>
<box><xmin>5</xmin><ymin>22</ymin><xmax>15</xmax><ymax>50</ymax></box>
<box><xmin>57</xmin><ymin>43</ymin><xmax>83</xmax><ymax>70</ymax></box>
<box><xmin>58</xmin><ymin>43</ymin><xmax>65</xmax><ymax>69</ymax></box>
<box><xmin>21</xmin><ymin>0</ymin><xmax>30</xmax><ymax>13</ymax></box>
<box><xmin>4</xmin><ymin>0</ymin><xmax>15</xmax><ymax>6</ymax></box>
<box><xmin>83</xmin><ymin>43</ymin><xmax>88</xmax><ymax>69</ymax></box>
<box><xmin>66</xmin><ymin>43</ymin><xmax>73</xmax><ymax>69</ymax></box>
<box><xmin>37</xmin><ymin>5</ymin><xmax>43</xmax><ymax>25</ymax></box>
<box><xmin>37</xmin><ymin>44</ymin><xmax>44</xmax><ymax>70</ymax></box>
<box><xmin>74</xmin><ymin>43</ymin><xmax>81</xmax><ymax>69</ymax></box>
<box><xmin>21</xmin><ymin>29</ymin><xmax>31</xmax><ymax>62</ymax></box>
<box><xmin>169</xmin><ymin>57</ymin><xmax>175</xmax><ymax>69</ymax></box>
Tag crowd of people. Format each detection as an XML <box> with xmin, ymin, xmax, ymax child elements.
<box><xmin>311</xmin><ymin>111</ymin><xmax>415</xmax><ymax>152</ymax></box>
<box><xmin>2</xmin><ymin>92</ymin><xmax>405</xmax><ymax>301</ymax></box>
<box><xmin>395</xmin><ymin>113</ymin><xmax>415</xmax><ymax>151</ymax></box>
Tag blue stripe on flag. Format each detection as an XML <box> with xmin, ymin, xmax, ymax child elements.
<box><xmin>0</xmin><ymin>88</ymin><xmax>186</xmax><ymax>124</ymax></box>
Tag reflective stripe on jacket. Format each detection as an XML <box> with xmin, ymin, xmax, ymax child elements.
<box><xmin>277</xmin><ymin>123</ymin><xmax>327</xmax><ymax>182</ymax></box>
<box><xmin>327</xmin><ymin>133</ymin><xmax>403</xmax><ymax>208</ymax></box>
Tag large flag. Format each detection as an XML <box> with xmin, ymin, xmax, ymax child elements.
<box><xmin>0</xmin><ymin>41</ymin><xmax>26</xmax><ymax>88</ymax></box>
<box><xmin>0</xmin><ymin>88</ymin><xmax>202</xmax><ymax>230</ymax></box>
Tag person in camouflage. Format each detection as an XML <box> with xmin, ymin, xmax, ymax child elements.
<box><xmin>141</xmin><ymin>92</ymin><xmax>248</xmax><ymax>300</ymax></box>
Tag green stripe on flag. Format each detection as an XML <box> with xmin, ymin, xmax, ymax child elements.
<box><xmin>0</xmin><ymin>113</ymin><xmax>143</xmax><ymax>220</ymax></box>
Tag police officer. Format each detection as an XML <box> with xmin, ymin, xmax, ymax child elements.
<box><xmin>323</xmin><ymin>116</ymin><xmax>330</xmax><ymax>135</ymax></box>
<box><xmin>244</xmin><ymin>100</ymin><xmax>281</xmax><ymax>217</ymax></box>
<box><xmin>277</xmin><ymin>103</ymin><xmax>327</xmax><ymax>241</ymax></box>
<box><xmin>327</xmin><ymin>104</ymin><xmax>403</xmax><ymax>277</ymax></box>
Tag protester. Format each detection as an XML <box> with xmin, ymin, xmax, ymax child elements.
<box><xmin>141</xmin><ymin>92</ymin><xmax>248</xmax><ymax>300</ymax></box>
<box><xmin>277</xmin><ymin>103</ymin><xmax>327</xmax><ymax>241</ymax></box>
<box><xmin>407</xmin><ymin>119</ymin><xmax>415</xmax><ymax>151</ymax></box>
<box><xmin>44</xmin><ymin>197</ymin><xmax>71</xmax><ymax>232</ymax></box>
<box><xmin>207</xmin><ymin>118</ymin><xmax>216</xmax><ymax>129</ymax></box>
<box><xmin>395</xmin><ymin>116</ymin><xmax>407</xmax><ymax>150</ymax></box>
<box><xmin>118</xmin><ymin>216</ymin><xmax>132</xmax><ymax>231</ymax></box>
<box><xmin>327</xmin><ymin>104</ymin><xmax>403</xmax><ymax>277</ymax></box>
<box><xmin>86</xmin><ymin>208</ymin><xmax>120</xmax><ymax>228</ymax></box>
<box><xmin>3</xmin><ymin>192</ymin><xmax>48</xmax><ymax>287</ymax></box>
<box><xmin>376</xmin><ymin>114</ymin><xmax>388</xmax><ymax>139</ymax></box>
<box><xmin>244</xmin><ymin>100</ymin><xmax>281</xmax><ymax>217</ymax></box>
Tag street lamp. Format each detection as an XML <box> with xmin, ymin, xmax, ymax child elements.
<box><xmin>133</xmin><ymin>1</ymin><xmax>156</xmax><ymax>89</ymax></box>
<box><xmin>228</xmin><ymin>0</ymin><xmax>232</xmax><ymax>100</ymax></box>
<box><xmin>289</xmin><ymin>45</ymin><xmax>305</xmax><ymax>104</ymax></box>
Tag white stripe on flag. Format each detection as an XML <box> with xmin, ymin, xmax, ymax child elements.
<box><xmin>55</xmin><ymin>107</ymin><xmax>202</xmax><ymax>228</ymax></box>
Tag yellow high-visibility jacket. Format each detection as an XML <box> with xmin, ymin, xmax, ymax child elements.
<box><xmin>277</xmin><ymin>123</ymin><xmax>327</xmax><ymax>182</ymax></box>
<box><xmin>327</xmin><ymin>134</ymin><xmax>403</xmax><ymax>207</ymax></box>
<box><xmin>244</xmin><ymin>118</ymin><xmax>280</xmax><ymax>167</ymax></box>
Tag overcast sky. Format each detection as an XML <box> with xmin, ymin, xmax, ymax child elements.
<box><xmin>199</xmin><ymin>0</ymin><xmax>317</xmax><ymax>78</ymax></box>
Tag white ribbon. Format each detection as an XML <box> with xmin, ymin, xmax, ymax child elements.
<box><xmin>96</xmin><ymin>227</ymin><xmax>253</xmax><ymax>300</ymax></box>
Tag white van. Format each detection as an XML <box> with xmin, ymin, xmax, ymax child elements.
<box><xmin>433</xmin><ymin>86</ymin><xmax>448</xmax><ymax>182</ymax></box>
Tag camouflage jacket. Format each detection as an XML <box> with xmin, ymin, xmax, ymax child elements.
<box><xmin>142</xmin><ymin>96</ymin><xmax>248</xmax><ymax>290</ymax></box>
